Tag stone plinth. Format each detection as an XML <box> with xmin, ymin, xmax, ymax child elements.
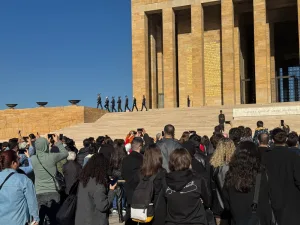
<box><xmin>0</xmin><ymin>106</ymin><xmax>106</xmax><ymax>140</ymax></box>
<box><xmin>233</xmin><ymin>106</ymin><xmax>300</xmax><ymax>117</ymax></box>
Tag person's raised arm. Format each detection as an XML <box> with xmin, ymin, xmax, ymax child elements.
<box><xmin>51</xmin><ymin>134</ymin><xmax>68</xmax><ymax>163</ymax></box>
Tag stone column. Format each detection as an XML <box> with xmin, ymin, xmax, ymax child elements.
<box><xmin>156</xmin><ymin>24</ymin><xmax>164</xmax><ymax>108</ymax></box>
<box><xmin>149</xmin><ymin>18</ymin><xmax>157</xmax><ymax>109</ymax></box>
<box><xmin>191</xmin><ymin>2</ymin><xmax>204</xmax><ymax>106</ymax></box>
<box><xmin>270</xmin><ymin>24</ymin><xmax>276</xmax><ymax>102</ymax></box>
<box><xmin>221</xmin><ymin>0</ymin><xmax>235</xmax><ymax>105</ymax></box>
<box><xmin>163</xmin><ymin>8</ymin><xmax>177</xmax><ymax>108</ymax></box>
<box><xmin>234</xmin><ymin>15</ymin><xmax>241</xmax><ymax>104</ymax></box>
<box><xmin>253</xmin><ymin>0</ymin><xmax>269</xmax><ymax>103</ymax></box>
<box><xmin>132</xmin><ymin>12</ymin><xmax>149</xmax><ymax>107</ymax></box>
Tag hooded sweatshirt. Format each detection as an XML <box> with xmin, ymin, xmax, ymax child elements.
<box><xmin>163</xmin><ymin>170</ymin><xmax>211</xmax><ymax>225</ymax></box>
<box><xmin>31</xmin><ymin>138</ymin><xmax>68</xmax><ymax>194</ymax></box>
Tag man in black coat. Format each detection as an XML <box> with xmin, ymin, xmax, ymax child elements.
<box><xmin>264</xmin><ymin>128</ymin><xmax>300</xmax><ymax>225</ymax></box>
<box><xmin>121</xmin><ymin>137</ymin><xmax>144</xmax><ymax>225</ymax></box>
<box><xmin>97</xmin><ymin>94</ymin><xmax>103</xmax><ymax>109</ymax></box>
<box><xmin>63</xmin><ymin>151</ymin><xmax>82</xmax><ymax>195</ymax></box>
<box><xmin>218</xmin><ymin>110</ymin><xmax>225</xmax><ymax>132</ymax></box>
<box><xmin>117</xmin><ymin>96</ymin><xmax>122</xmax><ymax>112</ymax></box>
<box><xmin>124</xmin><ymin>95</ymin><xmax>131</xmax><ymax>112</ymax></box>
<box><xmin>111</xmin><ymin>97</ymin><xmax>117</xmax><ymax>112</ymax></box>
<box><xmin>141</xmin><ymin>95</ymin><xmax>148</xmax><ymax>111</ymax></box>
<box><xmin>132</xmin><ymin>96</ymin><xmax>138</xmax><ymax>111</ymax></box>
<box><xmin>104</xmin><ymin>97</ymin><xmax>110</xmax><ymax>112</ymax></box>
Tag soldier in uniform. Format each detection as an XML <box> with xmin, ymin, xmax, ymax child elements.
<box><xmin>132</xmin><ymin>96</ymin><xmax>138</xmax><ymax>111</ymax></box>
<box><xmin>111</xmin><ymin>97</ymin><xmax>117</xmax><ymax>112</ymax></box>
<box><xmin>97</xmin><ymin>94</ymin><xmax>103</xmax><ymax>109</ymax></box>
<box><xmin>187</xmin><ymin>95</ymin><xmax>191</xmax><ymax>107</ymax></box>
<box><xmin>117</xmin><ymin>97</ymin><xmax>122</xmax><ymax>112</ymax></box>
<box><xmin>124</xmin><ymin>95</ymin><xmax>131</xmax><ymax>112</ymax></box>
<box><xmin>219</xmin><ymin>110</ymin><xmax>225</xmax><ymax>132</ymax></box>
<box><xmin>104</xmin><ymin>97</ymin><xmax>110</xmax><ymax>112</ymax></box>
<box><xmin>141</xmin><ymin>95</ymin><xmax>148</xmax><ymax>111</ymax></box>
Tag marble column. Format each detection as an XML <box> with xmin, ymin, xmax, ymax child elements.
<box><xmin>221</xmin><ymin>0</ymin><xmax>235</xmax><ymax>105</ymax></box>
<box><xmin>191</xmin><ymin>2</ymin><xmax>205</xmax><ymax>106</ymax></box>
<box><xmin>163</xmin><ymin>8</ymin><xmax>177</xmax><ymax>108</ymax></box>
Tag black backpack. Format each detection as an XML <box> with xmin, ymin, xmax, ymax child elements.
<box><xmin>56</xmin><ymin>180</ymin><xmax>79</xmax><ymax>225</ymax></box>
<box><xmin>131</xmin><ymin>174</ymin><xmax>157</xmax><ymax>223</ymax></box>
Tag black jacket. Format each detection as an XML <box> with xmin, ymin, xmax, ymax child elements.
<box><xmin>63</xmin><ymin>160</ymin><xmax>82</xmax><ymax>195</ymax></box>
<box><xmin>264</xmin><ymin>145</ymin><xmax>300</xmax><ymax>225</ymax></box>
<box><xmin>223</xmin><ymin>171</ymin><xmax>272</xmax><ymax>225</ymax></box>
<box><xmin>76</xmin><ymin>147</ymin><xmax>90</xmax><ymax>167</ymax></box>
<box><xmin>156</xmin><ymin>169</ymin><xmax>211</xmax><ymax>225</ymax></box>
<box><xmin>121</xmin><ymin>151</ymin><xmax>143</xmax><ymax>204</ymax></box>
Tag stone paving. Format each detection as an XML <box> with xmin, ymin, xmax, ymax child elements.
<box><xmin>109</xmin><ymin>214</ymin><xmax>124</xmax><ymax>225</ymax></box>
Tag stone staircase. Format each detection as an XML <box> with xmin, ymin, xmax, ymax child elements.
<box><xmin>55</xmin><ymin>102</ymin><xmax>300</xmax><ymax>147</ymax></box>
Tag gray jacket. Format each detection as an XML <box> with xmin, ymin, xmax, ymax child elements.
<box><xmin>75</xmin><ymin>178</ymin><xmax>115</xmax><ymax>225</ymax></box>
<box><xmin>157</xmin><ymin>138</ymin><xmax>181</xmax><ymax>172</ymax></box>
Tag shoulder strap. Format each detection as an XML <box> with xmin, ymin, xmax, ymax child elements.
<box><xmin>0</xmin><ymin>172</ymin><xmax>15</xmax><ymax>190</ymax></box>
<box><xmin>252</xmin><ymin>173</ymin><xmax>262</xmax><ymax>212</ymax></box>
<box><xmin>36</xmin><ymin>155</ymin><xmax>55</xmax><ymax>179</ymax></box>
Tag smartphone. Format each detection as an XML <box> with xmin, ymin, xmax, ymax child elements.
<box><xmin>48</xmin><ymin>134</ymin><xmax>54</xmax><ymax>139</ymax></box>
<box><xmin>18</xmin><ymin>149</ymin><xmax>26</xmax><ymax>154</ymax></box>
<box><xmin>110</xmin><ymin>177</ymin><xmax>118</xmax><ymax>186</ymax></box>
<box><xmin>162</xmin><ymin>131</ymin><xmax>165</xmax><ymax>137</ymax></box>
<box><xmin>225</xmin><ymin>121</ymin><xmax>231</xmax><ymax>124</ymax></box>
<box><xmin>281</xmin><ymin>120</ymin><xmax>284</xmax><ymax>127</ymax></box>
<box><xmin>59</xmin><ymin>134</ymin><xmax>64</xmax><ymax>141</ymax></box>
<box><xmin>137</xmin><ymin>128</ymin><xmax>143</xmax><ymax>132</ymax></box>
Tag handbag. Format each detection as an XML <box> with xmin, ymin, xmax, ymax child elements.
<box><xmin>36</xmin><ymin>155</ymin><xmax>66</xmax><ymax>193</ymax></box>
<box><xmin>56</xmin><ymin>180</ymin><xmax>79</xmax><ymax>225</ymax></box>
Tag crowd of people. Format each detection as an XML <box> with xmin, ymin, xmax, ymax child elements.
<box><xmin>0</xmin><ymin>119</ymin><xmax>300</xmax><ymax>225</ymax></box>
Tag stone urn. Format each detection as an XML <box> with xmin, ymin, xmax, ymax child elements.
<box><xmin>36</xmin><ymin>102</ymin><xmax>48</xmax><ymax>107</ymax></box>
<box><xmin>6</xmin><ymin>104</ymin><xmax>18</xmax><ymax>109</ymax></box>
<box><xmin>69</xmin><ymin>100</ymin><xmax>81</xmax><ymax>105</ymax></box>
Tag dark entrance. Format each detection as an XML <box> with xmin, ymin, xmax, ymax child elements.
<box><xmin>274</xmin><ymin>20</ymin><xmax>300</xmax><ymax>102</ymax></box>
<box><xmin>239</xmin><ymin>12</ymin><xmax>256</xmax><ymax>104</ymax></box>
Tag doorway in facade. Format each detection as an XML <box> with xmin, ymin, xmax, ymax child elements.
<box><xmin>239</xmin><ymin>12</ymin><xmax>256</xmax><ymax>104</ymax></box>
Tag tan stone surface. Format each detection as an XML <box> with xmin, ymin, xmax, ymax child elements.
<box><xmin>253</xmin><ymin>0</ymin><xmax>269</xmax><ymax>104</ymax></box>
<box><xmin>177</xmin><ymin>10</ymin><xmax>192</xmax><ymax>107</ymax></box>
<box><xmin>221</xmin><ymin>0</ymin><xmax>235</xmax><ymax>105</ymax></box>
<box><xmin>191</xmin><ymin>2</ymin><xmax>204</xmax><ymax>107</ymax></box>
<box><xmin>204</xmin><ymin>5</ymin><xmax>222</xmax><ymax>106</ymax></box>
<box><xmin>56</xmin><ymin>103</ymin><xmax>300</xmax><ymax>148</ymax></box>
<box><xmin>0</xmin><ymin>106</ymin><xmax>105</xmax><ymax>140</ymax></box>
<box><xmin>132</xmin><ymin>12</ymin><xmax>149</xmax><ymax>109</ymax></box>
<box><xmin>163</xmin><ymin>7</ymin><xmax>177</xmax><ymax>108</ymax></box>
<box><xmin>234</xmin><ymin>15</ymin><xmax>241</xmax><ymax>105</ymax></box>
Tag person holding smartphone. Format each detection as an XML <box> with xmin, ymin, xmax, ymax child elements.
<box><xmin>75</xmin><ymin>153</ymin><xmax>117</xmax><ymax>225</ymax></box>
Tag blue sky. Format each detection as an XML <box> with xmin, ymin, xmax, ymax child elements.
<box><xmin>0</xmin><ymin>0</ymin><xmax>132</xmax><ymax>109</ymax></box>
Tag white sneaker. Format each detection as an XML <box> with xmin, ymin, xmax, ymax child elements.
<box><xmin>112</xmin><ymin>209</ymin><xmax>118</xmax><ymax>214</ymax></box>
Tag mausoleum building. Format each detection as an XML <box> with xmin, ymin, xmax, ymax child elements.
<box><xmin>131</xmin><ymin>0</ymin><xmax>300</xmax><ymax>108</ymax></box>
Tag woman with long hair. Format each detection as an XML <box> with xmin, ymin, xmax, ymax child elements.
<box><xmin>75</xmin><ymin>153</ymin><xmax>117</xmax><ymax>225</ymax></box>
<box><xmin>156</xmin><ymin>148</ymin><xmax>210</xmax><ymax>225</ymax></box>
<box><xmin>223</xmin><ymin>141</ymin><xmax>272</xmax><ymax>225</ymax></box>
<box><xmin>140</xmin><ymin>144</ymin><xmax>166</xmax><ymax>225</ymax></box>
<box><xmin>209</xmin><ymin>138</ymin><xmax>235</xmax><ymax>224</ymax></box>
<box><xmin>0</xmin><ymin>150</ymin><xmax>39</xmax><ymax>225</ymax></box>
<box><xmin>110</xmin><ymin>139</ymin><xmax>127</xmax><ymax>222</ymax></box>
<box><xmin>179</xmin><ymin>131</ymin><xmax>190</xmax><ymax>144</ymax></box>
